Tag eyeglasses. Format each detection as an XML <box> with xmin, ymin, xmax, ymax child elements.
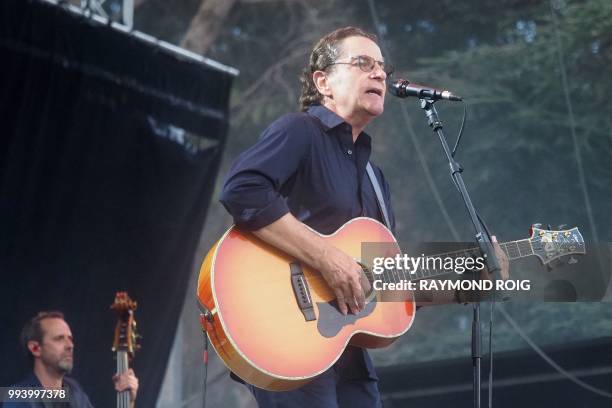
<box><xmin>322</xmin><ymin>55</ymin><xmax>394</xmax><ymax>76</ymax></box>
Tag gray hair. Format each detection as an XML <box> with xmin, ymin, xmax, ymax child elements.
<box><xmin>298</xmin><ymin>26</ymin><xmax>378</xmax><ymax>111</ymax></box>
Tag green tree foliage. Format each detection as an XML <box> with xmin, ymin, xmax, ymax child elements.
<box><xmin>386</xmin><ymin>0</ymin><xmax>611</xmax><ymax>239</ymax></box>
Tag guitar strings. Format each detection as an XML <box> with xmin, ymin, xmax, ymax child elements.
<box><xmin>117</xmin><ymin>350</ymin><xmax>130</xmax><ymax>408</ymax></box>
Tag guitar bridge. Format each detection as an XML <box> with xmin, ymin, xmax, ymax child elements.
<box><xmin>290</xmin><ymin>262</ymin><xmax>316</xmax><ymax>322</ymax></box>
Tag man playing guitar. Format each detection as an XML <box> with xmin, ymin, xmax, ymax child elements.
<box><xmin>219</xmin><ymin>26</ymin><xmax>508</xmax><ymax>408</ymax></box>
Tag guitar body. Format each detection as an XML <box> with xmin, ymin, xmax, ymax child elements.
<box><xmin>197</xmin><ymin>217</ymin><xmax>416</xmax><ymax>391</ymax></box>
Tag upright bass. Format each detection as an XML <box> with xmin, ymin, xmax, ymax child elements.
<box><xmin>111</xmin><ymin>292</ymin><xmax>140</xmax><ymax>408</ymax></box>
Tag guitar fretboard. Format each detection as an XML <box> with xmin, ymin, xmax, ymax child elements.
<box><xmin>376</xmin><ymin>239</ymin><xmax>532</xmax><ymax>284</ymax></box>
<box><xmin>500</xmin><ymin>239</ymin><xmax>533</xmax><ymax>261</ymax></box>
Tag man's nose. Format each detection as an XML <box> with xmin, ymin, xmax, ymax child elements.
<box><xmin>371</xmin><ymin>62</ymin><xmax>386</xmax><ymax>80</ymax></box>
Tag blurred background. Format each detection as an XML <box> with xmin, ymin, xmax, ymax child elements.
<box><xmin>1</xmin><ymin>0</ymin><xmax>611</xmax><ymax>407</ymax></box>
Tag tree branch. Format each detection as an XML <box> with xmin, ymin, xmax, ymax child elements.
<box><xmin>180</xmin><ymin>0</ymin><xmax>239</xmax><ymax>55</ymax></box>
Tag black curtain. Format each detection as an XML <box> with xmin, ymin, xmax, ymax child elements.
<box><xmin>0</xmin><ymin>1</ymin><xmax>234</xmax><ymax>407</ymax></box>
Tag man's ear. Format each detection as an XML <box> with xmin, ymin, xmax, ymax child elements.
<box><xmin>27</xmin><ymin>340</ymin><xmax>42</xmax><ymax>358</ymax></box>
<box><xmin>313</xmin><ymin>70</ymin><xmax>333</xmax><ymax>98</ymax></box>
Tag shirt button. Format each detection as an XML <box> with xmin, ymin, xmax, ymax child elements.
<box><xmin>347</xmin><ymin>149</ymin><xmax>352</xmax><ymax>155</ymax></box>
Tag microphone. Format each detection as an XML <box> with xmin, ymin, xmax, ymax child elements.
<box><xmin>388</xmin><ymin>79</ymin><xmax>462</xmax><ymax>101</ymax></box>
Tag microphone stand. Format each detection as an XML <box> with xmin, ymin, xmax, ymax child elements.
<box><xmin>418</xmin><ymin>98</ymin><xmax>500</xmax><ymax>408</ymax></box>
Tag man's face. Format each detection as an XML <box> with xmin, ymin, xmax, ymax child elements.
<box><xmin>325</xmin><ymin>36</ymin><xmax>387</xmax><ymax>125</ymax></box>
<box><xmin>31</xmin><ymin>318</ymin><xmax>74</xmax><ymax>374</ymax></box>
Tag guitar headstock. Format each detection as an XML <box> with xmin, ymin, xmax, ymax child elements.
<box><xmin>111</xmin><ymin>292</ymin><xmax>140</xmax><ymax>358</ymax></box>
<box><xmin>529</xmin><ymin>225</ymin><xmax>585</xmax><ymax>265</ymax></box>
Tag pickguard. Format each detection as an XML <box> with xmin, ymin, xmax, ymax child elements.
<box><xmin>316</xmin><ymin>299</ymin><xmax>377</xmax><ymax>338</ymax></box>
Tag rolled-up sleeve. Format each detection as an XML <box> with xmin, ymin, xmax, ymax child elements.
<box><xmin>220</xmin><ymin>113</ymin><xmax>313</xmax><ymax>230</ymax></box>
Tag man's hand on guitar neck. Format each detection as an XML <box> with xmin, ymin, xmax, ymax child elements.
<box><xmin>485</xmin><ymin>235</ymin><xmax>510</xmax><ymax>281</ymax></box>
<box><xmin>415</xmin><ymin>235</ymin><xmax>510</xmax><ymax>306</ymax></box>
<box><xmin>253</xmin><ymin>213</ymin><xmax>368</xmax><ymax>315</ymax></box>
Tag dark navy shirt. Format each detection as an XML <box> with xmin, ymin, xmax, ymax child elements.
<box><xmin>220</xmin><ymin>105</ymin><xmax>395</xmax><ymax>235</ymax></box>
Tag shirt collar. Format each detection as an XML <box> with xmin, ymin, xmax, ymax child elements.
<box><xmin>307</xmin><ymin>105</ymin><xmax>372</xmax><ymax>148</ymax></box>
<box><xmin>307</xmin><ymin>105</ymin><xmax>345</xmax><ymax>131</ymax></box>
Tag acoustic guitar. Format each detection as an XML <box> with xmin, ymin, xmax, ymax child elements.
<box><xmin>111</xmin><ymin>292</ymin><xmax>140</xmax><ymax>408</ymax></box>
<box><xmin>197</xmin><ymin>217</ymin><xmax>584</xmax><ymax>391</ymax></box>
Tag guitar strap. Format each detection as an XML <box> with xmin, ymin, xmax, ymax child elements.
<box><xmin>366</xmin><ymin>162</ymin><xmax>392</xmax><ymax>230</ymax></box>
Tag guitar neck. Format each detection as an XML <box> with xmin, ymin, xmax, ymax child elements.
<box><xmin>116</xmin><ymin>350</ymin><xmax>130</xmax><ymax>408</ymax></box>
<box><xmin>401</xmin><ymin>238</ymin><xmax>534</xmax><ymax>281</ymax></box>
<box><xmin>498</xmin><ymin>239</ymin><xmax>535</xmax><ymax>261</ymax></box>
